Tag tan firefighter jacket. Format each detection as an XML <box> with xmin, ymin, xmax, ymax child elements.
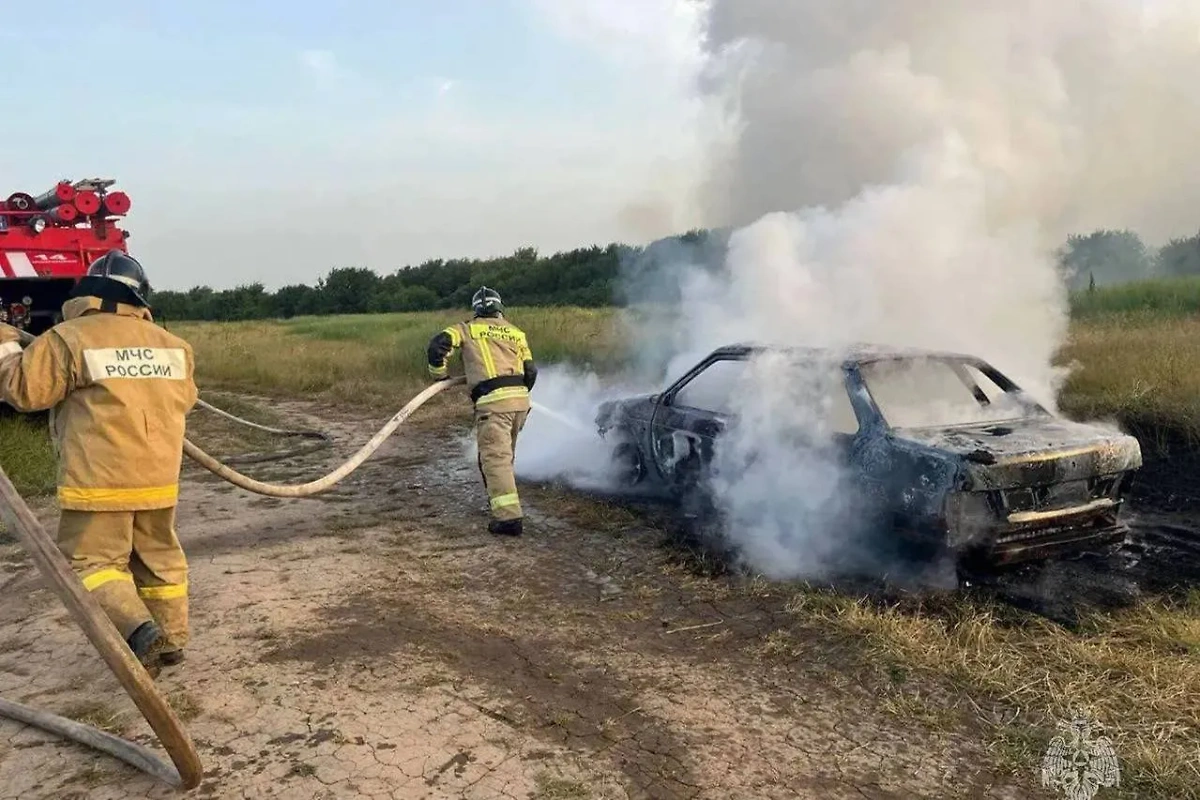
<box><xmin>0</xmin><ymin>296</ymin><xmax>199</xmax><ymax>512</ymax></box>
<box><xmin>427</xmin><ymin>314</ymin><xmax>537</xmax><ymax>413</ymax></box>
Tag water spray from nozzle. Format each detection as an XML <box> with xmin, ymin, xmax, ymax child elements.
<box><xmin>530</xmin><ymin>400</ymin><xmax>590</xmax><ymax>434</ymax></box>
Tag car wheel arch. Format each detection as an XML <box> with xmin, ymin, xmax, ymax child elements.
<box><xmin>611</xmin><ymin>436</ymin><xmax>649</xmax><ymax>487</ymax></box>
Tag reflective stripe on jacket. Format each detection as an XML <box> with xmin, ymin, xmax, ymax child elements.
<box><xmin>426</xmin><ymin>315</ymin><xmax>536</xmax><ymax>413</ymax></box>
<box><xmin>0</xmin><ymin>296</ymin><xmax>199</xmax><ymax>511</ymax></box>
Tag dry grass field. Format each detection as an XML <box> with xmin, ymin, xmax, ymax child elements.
<box><xmin>167</xmin><ymin>307</ymin><xmax>622</xmax><ymax>408</ymax></box>
<box><xmin>1059</xmin><ymin>312</ymin><xmax>1200</xmax><ymax>444</ymax></box>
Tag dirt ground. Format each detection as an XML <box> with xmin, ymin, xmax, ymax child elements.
<box><xmin>0</xmin><ymin>395</ymin><xmax>1145</xmax><ymax>799</ymax></box>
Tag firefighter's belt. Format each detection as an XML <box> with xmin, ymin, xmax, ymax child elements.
<box><xmin>470</xmin><ymin>374</ymin><xmax>528</xmax><ymax>404</ymax></box>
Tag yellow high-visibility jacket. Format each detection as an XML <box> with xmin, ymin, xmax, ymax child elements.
<box><xmin>0</xmin><ymin>295</ymin><xmax>199</xmax><ymax>511</ymax></box>
<box><xmin>426</xmin><ymin>314</ymin><xmax>537</xmax><ymax>413</ymax></box>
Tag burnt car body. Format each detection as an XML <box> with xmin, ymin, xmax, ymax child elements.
<box><xmin>594</xmin><ymin>343</ymin><xmax>1143</xmax><ymax>567</ymax></box>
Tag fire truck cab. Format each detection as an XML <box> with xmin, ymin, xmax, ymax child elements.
<box><xmin>0</xmin><ymin>178</ymin><xmax>132</xmax><ymax>336</ymax></box>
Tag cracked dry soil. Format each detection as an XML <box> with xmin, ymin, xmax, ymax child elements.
<box><xmin>0</xmin><ymin>396</ymin><xmax>1044</xmax><ymax>799</ymax></box>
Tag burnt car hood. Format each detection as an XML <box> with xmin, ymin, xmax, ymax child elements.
<box><xmin>888</xmin><ymin>415</ymin><xmax>1143</xmax><ymax>491</ymax></box>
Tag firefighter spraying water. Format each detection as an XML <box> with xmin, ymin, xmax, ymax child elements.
<box><xmin>0</xmin><ymin>175</ymin><xmax>587</xmax><ymax>788</ymax></box>
<box><xmin>426</xmin><ymin>287</ymin><xmax>539</xmax><ymax>537</ymax></box>
<box><xmin>0</xmin><ymin>177</ymin><xmax>475</xmax><ymax>788</ymax></box>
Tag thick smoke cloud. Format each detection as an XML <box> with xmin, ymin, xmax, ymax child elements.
<box><xmin>517</xmin><ymin>0</ymin><xmax>1200</xmax><ymax>580</ymax></box>
<box><xmin>623</xmin><ymin>139</ymin><xmax>1067</xmax><ymax>404</ymax></box>
<box><xmin>700</xmin><ymin>0</ymin><xmax>1200</xmax><ymax>247</ymax></box>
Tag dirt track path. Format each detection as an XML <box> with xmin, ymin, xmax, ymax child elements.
<box><xmin>0</xmin><ymin>397</ymin><xmax>1044</xmax><ymax>799</ymax></box>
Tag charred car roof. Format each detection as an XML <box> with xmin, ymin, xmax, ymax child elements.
<box><xmin>712</xmin><ymin>342</ymin><xmax>990</xmax><ymax>368</ymax></box>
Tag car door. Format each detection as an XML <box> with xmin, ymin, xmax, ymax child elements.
<box><xmin>842</xmin><ymin>362</ymin><xmax>911</xmax><ymax>529</ymax></box>
<box><xmin>789</xmin><ymin>361</ymin><xmax>867</xmax><ymax>476</ymax></box>
<box><xmin>648</xmin><ymin>355</ymin><xmax>744</xmax><ymax>494</ymax></box>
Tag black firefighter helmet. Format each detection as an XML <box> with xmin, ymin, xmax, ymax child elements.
<box><xmin>70</xmin><ymin>249</ymin><xmax>152</xmax><ymax>308</ymax></box>
<box><xmin>471</xmin><ymin>286</ymin><xmax>503</xmax><ymax>317</ymax></box>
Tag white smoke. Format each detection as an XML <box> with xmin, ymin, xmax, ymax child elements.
<box><xmin>698</xmin><ymin>350</ymin><xmax>869</xmax><ymax>579</ymax></box>
<box><xmin>514</xmin><ymin>0</ymin><xmax>1200</xmax><ymax>580</ymax></box>
<box><xmin>700</xmin><ymin>0</ymin><xmax>1200</xmax><ymax>247</ymax></box>
<box><xmin>515</xmin><ymin>365</ymin><xmax>646</xmax><ymax>491</ymax></box>
<box><xmin>627</xmin><ymin>134</ymin><xmax>1066</xmax><ymax>403</ymax></box>
<box><xmin>617</xmin><ymin>134</ymin><xmax>1067</xmax><ymax>579</ymax></box>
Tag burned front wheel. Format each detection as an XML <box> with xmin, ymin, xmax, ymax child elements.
<box><xmin>611</xmin><ymin>441</ymin><xmax>647</xmax><ymax>489</ymax></box>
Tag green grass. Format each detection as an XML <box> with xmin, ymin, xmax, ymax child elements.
<box><xmin>0</xmin><ymin>415</ymin><xmax>56</xmax><ymax>495</ymax></box>
<box><xmin>1071</xmin><ymin>278</ymin><xmax>1200</xmax><ymax>320</ymax></box>
<box><xmin>167</xmin><ymin>306</ymin><xmax>621</xmax><ymax>407</ymax></box>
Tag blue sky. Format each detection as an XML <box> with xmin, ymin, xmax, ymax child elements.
<box><xmin>0</xmin><ymin>1</ymin><xmax>704</xmax><ymax>290</ymax></box>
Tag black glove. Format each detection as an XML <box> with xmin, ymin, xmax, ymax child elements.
<box><xmin>426</xmin><ymin>332</ymin><xmax>453</xmax><ymax>369</ymax></box>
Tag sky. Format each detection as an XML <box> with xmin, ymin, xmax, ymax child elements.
<box><xmin>0</xmin><ymin>0</ymin><xmax>707</xmax><ymax>291</ymax></box>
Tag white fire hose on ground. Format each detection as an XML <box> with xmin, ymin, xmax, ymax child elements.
<box><xmin>0</xmin><ymin>327</ymin><xmax>466</xmax><ymax>789</ymax></box>
<box><xmin>182</xmin><ymin>378</ymin><xmax>462</xmax><ymax>496</ymax></box>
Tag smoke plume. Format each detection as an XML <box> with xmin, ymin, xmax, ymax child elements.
<box><xmin>700</xmin><ymin>0</ymin><xmax>1200</xmax><ymax>247</ymax></box>
<box><xmin>517</xmin><ymin>0</ymin><xmax>1200</xmax><ymax>580</ymax></box>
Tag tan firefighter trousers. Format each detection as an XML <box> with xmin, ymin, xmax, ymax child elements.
<box><xmin>475</xmin><ymin>409</ymin><xmax>529</xmax><ymax>522</ymax></box>
<box><xmin>57</xmin><ymin>507</ymin><xmax>189</xmax><ymax>649</ymax></box>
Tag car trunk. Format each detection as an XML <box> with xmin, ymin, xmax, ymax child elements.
<box><xmin>891</xmin><ymin>416</ymin><xmax>1143</xmax><ymax>564</ymax></box>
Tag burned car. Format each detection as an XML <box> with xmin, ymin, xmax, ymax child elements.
<box><xmin>595</xmin><ymin>344</ymin><xmax>1143</xmax><ymax>567</ymax></box>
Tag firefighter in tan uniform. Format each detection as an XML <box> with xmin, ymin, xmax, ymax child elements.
<box><xmin>427</xmin><ymin>287</ymin><xmax>537</xmax><ymax>536</ymax></box>
<box><xmin>0</xmin><ymin>251</ymin><xmax>198</xmax><ymax>675</ymax></box>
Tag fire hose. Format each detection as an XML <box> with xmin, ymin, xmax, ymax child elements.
<box><xmin>0</xmin><ymin>328</ymin><xmax>465</xmax><ymax>789</ymax></box>
<box><xmin>188</xmin><ymin>397</ymin><xmax>333</xmax><ymax>466</ymax></box>
<box><xmin>182</xmin><ymin>376</ymin><xmax>462</xmax><ymax>497</ymax></box>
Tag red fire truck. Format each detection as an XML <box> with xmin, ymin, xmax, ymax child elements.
<box><xmin>0</xmin><ymin>178</ymin><xmax>132</xmax><ymax>336</ymax></box>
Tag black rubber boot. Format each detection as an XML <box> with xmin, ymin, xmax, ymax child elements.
<box><xmin>126</xmin><ymin>621</ymin><xmax>166</xmax><ymax>676</ymax></box>
<box><xmin>488</xmin><ymin>519</ymin><xmax>523</xmax><ymax>537</ymax></box>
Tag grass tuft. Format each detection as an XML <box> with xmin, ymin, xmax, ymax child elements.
<box><xmin>533</xmin><ymin>771</ymin><xmax>591</xmax><ymax>799</ymax></box>
<box><xmin>0</xmin><ymin>413</ymin><xmax>57</xmax><ymax>540</ymax></box>
<box><xmin>61</xmin><ymin>700</ymin><xmax>129</xmax><ymax>736</ymax></box>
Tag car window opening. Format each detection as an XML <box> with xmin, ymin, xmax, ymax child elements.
<box><xmin>860</xmin><ymin>357</ymin><xmax>1027</xmax><ymax>429</ymax></box>
<box><xmin>672</xmin><ymin>356</ymin><xmax>860</xmax><ymax>435</ymax></box>
<box><xmin>673</xmin><ymin>358</ymin><xmax>745</xmax><ymax>416</ymax></box>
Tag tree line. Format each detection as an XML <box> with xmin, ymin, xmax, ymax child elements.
<box><xmin>151</xmin><ymin>243</ymin><xmax>631</xmax><ymax>322</ymax></box>
<box><xmin>1057</xmin><ymin>229</ymin><xmax>1200</xmax><ymax>290</ymax></box>
<box><xmin>148</xmin><ymin>228</ymin><xmax>1200</xmax><ymax>322</ymax></box>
